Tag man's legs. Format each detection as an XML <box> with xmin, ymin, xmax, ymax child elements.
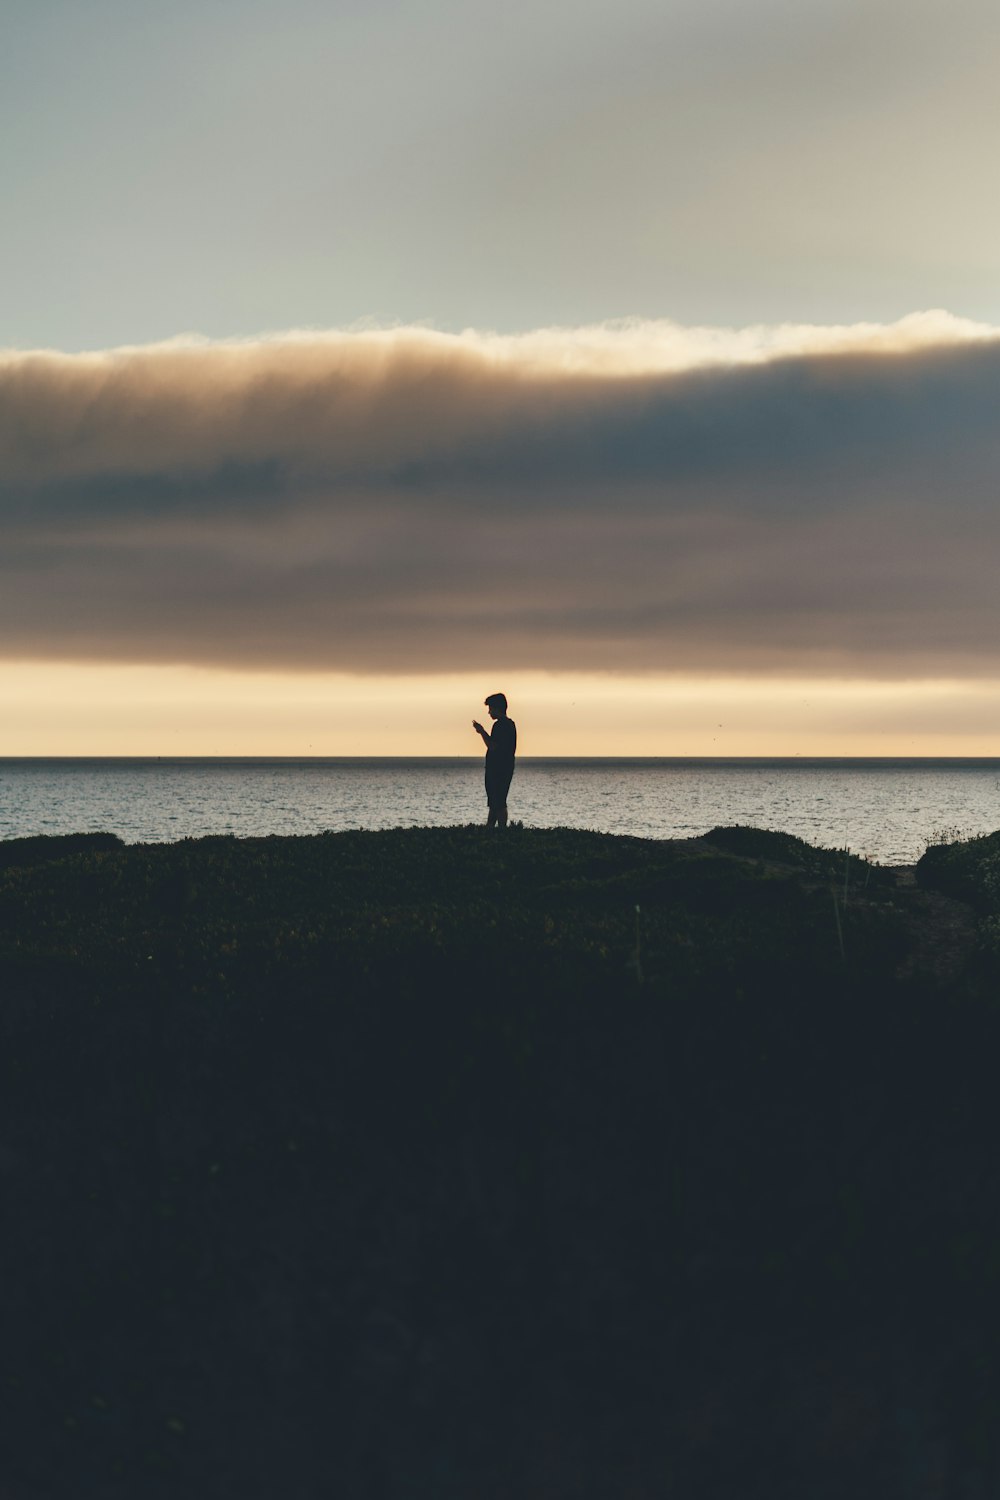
<box><xmin>486</xmin><ymin>772</ymin><xmax>512</xmax><ymax>828</ymax></box>
<box><xmin>486</xmin><ymin>797</ymin><xmax>507</xmax><ymax>829</ymax></box>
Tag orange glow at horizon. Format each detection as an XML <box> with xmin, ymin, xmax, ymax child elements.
<box><xmin>2</xmin><ymin>662</ymin><xmax>999</xmax><ymax>758</ymax></box>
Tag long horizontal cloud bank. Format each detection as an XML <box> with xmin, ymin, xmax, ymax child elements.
<box><xmin>3</xmin><ymin>312</ymin><xmax>1000</xmax><ymax>676</ymax></box>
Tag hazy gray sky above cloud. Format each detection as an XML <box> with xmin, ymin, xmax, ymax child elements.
<box><xmin>3</xmin><ymin>0</ymin><xmax>1000</xmax><ymax>349</ymax></box>
<box><xmin>3</xmin><ymin>1</ymin><xmax>997</xmax><ymax>754</ymax></box>
<box><xmin>3</xmin><ymin>317</ymin><xmax>999</xmax><ymax>679</ymax></box>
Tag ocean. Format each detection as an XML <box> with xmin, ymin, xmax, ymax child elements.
<box><xmin>2</xmin><ymin>757</ymin><xmax>999</xmax><ymax>865</ymax></box>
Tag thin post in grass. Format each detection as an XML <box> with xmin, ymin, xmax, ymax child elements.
<box><xmin>832</xmin><ymin>889</ymin><xmax>846</xmax><ymax>963</ymax></box>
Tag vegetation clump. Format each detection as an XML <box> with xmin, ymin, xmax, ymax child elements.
<box><xmin>702</xmin><ymin>823</ymin><xmax>894</xmax><ymax>886</ymax></box>
<box><xmin>917</xmin><ymin>827</ymin><xmax>1000</xmax><ymax>911</ymax></box>
<box><xmin>0</xmin><ymin>829</ymin><xmax>122</xmax><ymax>873</ymax></box>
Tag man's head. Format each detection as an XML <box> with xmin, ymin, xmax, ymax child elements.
<box><xmin>484</xmin><ymin>692</ymin><xmax>507</xmax><ymax>720</ymax></box>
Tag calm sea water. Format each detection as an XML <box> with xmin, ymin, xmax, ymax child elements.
<box><xmin>1</xmin><ymin>758</ymin><xmax>999</xmax><ymax>864</ymax></box>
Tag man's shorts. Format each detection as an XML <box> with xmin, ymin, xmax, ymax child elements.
<box><xmin>485</xmin><ymin>764</ymin><xmax>514</xmax><ymax>810</ymax></box>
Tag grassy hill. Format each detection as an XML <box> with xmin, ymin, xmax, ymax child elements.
<box><xmin>1</xmin><ymin>824</ymin><xmax>998</xmax><ymax>1498</ymax></box>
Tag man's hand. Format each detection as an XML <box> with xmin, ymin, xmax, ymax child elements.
<box><xmin>472</xmin><ymin>719</ymin><xmax>484</xmax><ymax>733</ymax></box>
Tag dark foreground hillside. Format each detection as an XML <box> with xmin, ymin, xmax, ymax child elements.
<box><xmin>1</xmin><ymin>823</ymin><xmax>999</xmax><ymax>1499</ymax></box>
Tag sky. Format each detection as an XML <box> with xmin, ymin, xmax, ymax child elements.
<box><xmin>3</xmin><ymin>0</ymin><xmax>999</xmax><ymax>754</ymax></box>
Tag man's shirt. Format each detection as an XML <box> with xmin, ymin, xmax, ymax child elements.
<box><xmin>486</xmin><ymin>717</ymin><xmax>517</xmax><ymax>767</ymax></box>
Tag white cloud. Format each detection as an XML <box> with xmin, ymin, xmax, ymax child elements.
<box><xmin>2</xmin><ymin>314</ymin><xmax>1000</xmax><ymax>678</ymax></box>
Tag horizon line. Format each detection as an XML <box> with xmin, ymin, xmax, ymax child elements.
<box><xmin>3</xmin><ymin>754</ymin><xmax>1000</xmax><ymax>765</ymax></box>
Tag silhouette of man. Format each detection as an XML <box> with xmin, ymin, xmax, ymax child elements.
<box><xmin>472</xmin><ymin>693</ymin><xmax>517</xmax><ymax>829</ymax></box>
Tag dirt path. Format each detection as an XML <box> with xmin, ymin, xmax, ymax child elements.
<box><xmin>891</xmin><ymin>866</ymin><xmax>979</xmax><ymax>986</ymax></box>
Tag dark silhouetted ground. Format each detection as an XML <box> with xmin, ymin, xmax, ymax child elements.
<box><xmin>1</xmin><ymin>823</ymin><xmax>998</xmax><ymax>1498</ymax></box>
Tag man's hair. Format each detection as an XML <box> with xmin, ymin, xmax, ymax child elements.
<box><xmin>484</xmin><ymin>692</ymin><xmax>507</xmax><ymax>712</ymax></box>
